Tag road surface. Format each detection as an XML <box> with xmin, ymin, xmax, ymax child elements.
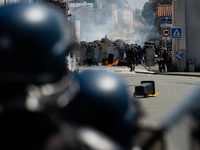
<box><xmin>79</xmin><ymin>64</ymin><xmax>200</xmax><ymax>150</ymax></box>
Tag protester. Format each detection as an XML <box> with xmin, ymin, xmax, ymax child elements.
<box><xmin>86</xmin><ymin>44</ymin><xmax>94</xmax><ymax>59</ymax></box>
<box><xmin>163</xmin><ymin>49</ymin><xmax>168</xmax><ymax>71</ymax></box>
<box><xmin>158</xmin><ymin>49</ymin><xmax>166</xmax><ymax>72</ymax></box>
<box><xmin>167</xmin><ymin>48</ymin><xmax>172</xmax><ymax>71</ymax></box>
<box><xmin>138</xmin><ymin>45</ymin><xmax>143</xmax><ymax>64</ymax></box>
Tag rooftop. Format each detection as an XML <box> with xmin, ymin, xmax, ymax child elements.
<box><xmin>155</xmin><ymin>4</ymin><xmax>172</xmax><ymax>18</ymax></box>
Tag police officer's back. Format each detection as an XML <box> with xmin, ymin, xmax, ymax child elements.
<box><xmin>58</xmin><ymin>71</ymin><xmax>141</xmax><ymax>150</ymax></box>
<box><xmin>0</xmin><ymin>3</ymin><xmax>72</xmax><ymax>150</ymax></box>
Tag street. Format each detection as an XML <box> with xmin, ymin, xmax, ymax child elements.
<box><xmin>2</xmin><ymin>0</ymin><xmax>200</xmax><ymax>149</ymax></box>
<box><xmin>79</xmin><ymin>64</ymin><xmax>200</xmax><ymax>150</ymax></box>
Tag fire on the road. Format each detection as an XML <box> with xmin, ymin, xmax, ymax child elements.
<box><xmin>105</xmin><ymin>59</ymin><xmax>119</xmax><ymax>66</ymax></box>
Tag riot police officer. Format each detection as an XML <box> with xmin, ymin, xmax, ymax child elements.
<box><xmin>127</xmin><ymin>47</ymin><xmax>137</xmax><ymax>71</ymax></box>
<box><xmin>58</xmin><ymin>71</ymin><xmax>141</xmax><ymax>150</ymax></box>
<box><xmin>0</xmin><ymin>3</ymin><xmax>73</xmax><ymax>150</ymax></box>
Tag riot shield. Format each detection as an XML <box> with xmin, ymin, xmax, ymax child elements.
<box><xmin>146</xmin><ymin>48</ymin><xmax>155</xmax><ymax>66</ymax></box>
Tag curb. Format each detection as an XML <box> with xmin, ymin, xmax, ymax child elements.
<box><xmin>155</xmin><ymin>72</ymin><xmax>200</xmax><ymax>77</ymax></box>
<box><xmin>142</xmin><ymin>64</ymin><xmax>200</xmax><ymax>77</ymax></box>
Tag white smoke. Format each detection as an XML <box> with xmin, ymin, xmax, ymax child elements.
<box><xmin>80</xmin><ymin>18</ymin><xmax>120</xmax><ymax>41</ymax></box>
<box><xmin>128</xmin><ymin>24</ymin><xmax>155</xmax><ymax>45</ymax></box>
<box><xmin>127</xmin><ymin>7</ymin><xmax>161</xmax><ymax>46</ymax></box>
<box><xmin>78</xmin><ymin>0</ymin><xmax>129</xmax><ymax>41</ymax></box>
<box><xmin>72</xmin><ymin>0</ymin><xmax>160</xmax><ymax>45</ymax></box>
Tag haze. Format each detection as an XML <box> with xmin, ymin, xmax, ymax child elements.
<box><xmin>127</xmin><ymin>0</ymin><xmax>149</xmax><ymax>10</ymax></box>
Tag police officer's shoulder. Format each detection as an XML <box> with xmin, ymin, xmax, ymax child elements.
<box><xmin>0</xmin><ymin>3</ymin><xmax>73</xmax><ymax>84</ymax></box>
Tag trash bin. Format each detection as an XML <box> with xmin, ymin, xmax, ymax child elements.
<box><xmin>188</xmin><ymin>58</ymin><xmax>195</xmax><ymax>72</ymax></box>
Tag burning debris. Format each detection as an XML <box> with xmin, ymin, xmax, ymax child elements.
<box><xmin>104</xmin><ymin>59</ymin><xmax>119</xmax><ymax>66</ymax></box>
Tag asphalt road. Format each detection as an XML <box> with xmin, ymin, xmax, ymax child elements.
<box><xmin>79</xmin><ymin>64</ymin><xmax>200</xmax><ymax>150</ymax></box>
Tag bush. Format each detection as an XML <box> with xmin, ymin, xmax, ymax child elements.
<box><xmin>170</xmin><ymin>63</ymin><xmax>178</xmax><ymax>72</ymax></box>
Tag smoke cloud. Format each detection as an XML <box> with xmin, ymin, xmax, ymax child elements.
<box><xmin>80</xmin><ymin>15</ymin><xmax>120</xmax><ymax>41</ymax></box>
<box><xmin>73</xmin><ymin>0</ymin><xmax>160</xmax><ymax>45</ymax></box>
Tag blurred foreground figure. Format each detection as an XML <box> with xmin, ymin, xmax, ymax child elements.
<box><xmin>59</xmin><ymin>71</ymin><xmax>141</xmax><ymax>150</ymax></box>
<box><xmin>0</xmin><ymin>3</ymin><xmax>72</xmax><ymax>150</ymax></box>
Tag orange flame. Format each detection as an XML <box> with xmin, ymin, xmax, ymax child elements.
<box><xmin>104</xmin><ymin>59</ymin><xmax>119</xmax><ymax>66</ymax></box>
<box><xmin>115</xmin><ymin>59</ymin><xmax>119</xmax><ymax>65</ymax></box>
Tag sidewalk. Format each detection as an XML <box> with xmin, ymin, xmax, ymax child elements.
<box><xmin>144</xmin><ymin>64</ymin><xmax>200</xmax><ymax>77</ymax></box>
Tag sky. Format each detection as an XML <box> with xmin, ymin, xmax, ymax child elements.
<box><xmin>127</xmin><ymin>0</ymin><xmax>149</xmax><ymax>10</ymax></box>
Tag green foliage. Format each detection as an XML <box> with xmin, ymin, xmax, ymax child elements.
<box><xmin>141</xmin><ymin>0</ymin><xmax>172</xmax><ymax>24</ymax></box>
<box><xmin>133</xmin><ymin>8</ymin><xmax>143</xmax><ymax>21</ymax></box>
<box><xmin>141</xmin><ymin>2</ymin><xmax>154</xmax><ymax>25</ymax></box>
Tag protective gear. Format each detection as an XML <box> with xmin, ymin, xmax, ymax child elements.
<box><xmin>0</xmin><ymin>111</ymin><xmax>62</xmax><ymax>150</ymax></box>
<box><xmin>0</xmin><ymin>3</ymin><xmax>72</xmax><ymax>150</ymax></box>
<box><xmin>0</xmin><ymin>3</ymin><xmax>71</xmax><ymax>84</ymax></box>
<box><xmin>127</xmin><ymin>49</ymin><xmax>137</xmax><ymax>71</ymax></box>
<box><xmin>59</xmin><ymin>71</ymin><xmax>139</xmax><ymax>148</ymax></box>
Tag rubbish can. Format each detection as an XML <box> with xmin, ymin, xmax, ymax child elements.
<box><xmin>188</xmin><ymin>58</ymin><xmax>195</xmax><ymax>72</ymax></box>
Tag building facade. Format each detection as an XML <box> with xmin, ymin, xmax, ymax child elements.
<box><xmin>172</xmin><ymin>0</ymin><xmax>186</xmax><ymax>71</ymax></box>
<box><xmin>69</xmin><ymin>1</ymin><xmax>134</xmax><ymax>42</ymax></box>
<box><xmin>154</xmin><ymin>4</ymin><xmax>172</xmax><ymax>47</ymax></box>
<box><xmin>171</xmin><ymin>0</ymin><xmax>200</xmax><ymax>71</ymax></box>
<box><xmin>154</xmin><ymin>4</ymin><xmax>172</xmax><ymax>34</ymax></box>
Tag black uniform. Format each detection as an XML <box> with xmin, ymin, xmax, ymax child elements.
<box><xmin>0</xmin><ymin>4</ymin><xmax>73</xmax><ymax>150</ymax></box>
<box><xmin>127</xmin><ymin>48</ymin><xmax>137</xmax><ymax>71</ymax></box>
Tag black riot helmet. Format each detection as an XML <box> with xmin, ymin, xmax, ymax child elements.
<box><xmin>59</xmin><ymin>71</ymin><xmax>140</xmax><ymax>148</ymax></box>
<box><xmin>0</xmin><ymin>3</ymin><xmax>72</xmax><ymax>84</ymax></box>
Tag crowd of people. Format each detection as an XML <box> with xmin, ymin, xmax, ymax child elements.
<box><xmin>78</xmin><ymin>40</ymin><xmax>173</xmax><ymax>73</ymax></box>
<box><xmin>124</xmin><ymin>44</ymin><xmax>173</xmax><ymax>72</ymax></box>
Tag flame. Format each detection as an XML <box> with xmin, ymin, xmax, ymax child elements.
<box><xmin>115</xmin><ymin>59</ymin><xmax>119</xmax><ymax>65</ymax></box>
<box><xmin>105</xmin><ymin>60</ymin><xmax>108</xmax><ymax>65</ymax></box>
<box><xmin>104</xmin><ymin>59</ymin><xmax>119</xmax><ymax>66</ymax></box>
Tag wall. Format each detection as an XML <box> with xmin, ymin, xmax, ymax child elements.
<box><xmin>118</xmin><ymin>9</ymin><xmax>134</xmax><ymax>40</ymax></box>
<box><xmin>172</xmin><ymin>0</ymin><xmax>186</xmax><ymax>71</ymax></box>
<box><xmin>185</xmin><ymin>0</ymin><xmax>200</xmax><ymax>69</ymax></box>
<box><xmin>69</xmin><ymin>3</ymin><xmax>93</xmax><ymax>8</ymax></box>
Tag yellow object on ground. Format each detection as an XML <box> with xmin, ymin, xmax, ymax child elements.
<box><xmin>148</xmin><ymin>92</ymin><xmax>159</xmax><ymax>97</ymax></box>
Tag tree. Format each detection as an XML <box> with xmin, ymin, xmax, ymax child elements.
<box><xmin>142</xmin><ymin>2</ymin><xmax>154</xmax><ymax>25</ymax></box>
<box><xmin>141</xmin><ymin>0</ymin><xmax>172</xmax><ymax>24</ymax></box>
<box><xmin>133</xmin><ymin>8</ymin><xmax>142</xmax><ymax>21</ymax></box>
